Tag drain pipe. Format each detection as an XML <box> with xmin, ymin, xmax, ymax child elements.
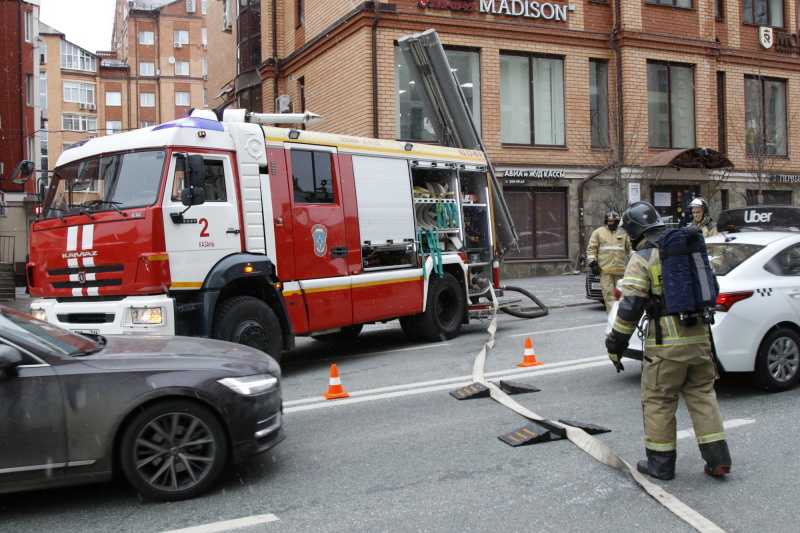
<box><xmin>371</xmin><ymin>1</ymin><xmax>381</xmax><ymax>137</ymax></box>
<box><xmin>272</xmin><ymin>0</ymin><xmax>279</xmax><ymax>111</ymax></box>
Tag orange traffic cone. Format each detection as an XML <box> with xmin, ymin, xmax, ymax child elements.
<box><xmin>517</xmin><ymin>337</ymin><xmax>543</xmax><ymax>367</ymax></box>
<box><xmin>322</xmin><ymin>364</ymin><xmax>350</xmax><ymax>399</ymax></box>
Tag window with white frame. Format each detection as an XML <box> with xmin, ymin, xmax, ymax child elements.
<box><xmin>106</xmin><ymin>91</ymin><xmax>122</xmax><ymax>106</ymax></box>
<box><xmin>175</xmin><ymin>92</ymin><xmax>190</xmax><ymax>106</ymax></box>
<box><xmin>38</xmin><ymin>38</ymin><xmax>46</xmax><ymax>63</ymax></box>
<box><xmin>39</xmin><ymin>70</ymin><xmax>47</xmax><ymax>111</ymax></box>
<box><xmin>743</xmin><ymin>0</ymin><xmax>784</xmax><ymax>27</ymax></box>
<box><xmin>203</xmin><ymin>57</ymin><xmax>208</xmax><ymax>76</ymax></box>
<box><xmin>500</xmin><ymin>54</ymin><xmax>565</xmax><ymax>146</ymax></box>
<box><xmin>175</xmin><ymin>61</ymin><xmax>190</xmax><ymax>76</ymax></box>
<box><xmin>63</xmin><ymin>82</ymin><xmax>95</xmax><ymax>104</ymax></box>
<box><xmin>26</xmin><ymin>74</ymin><xmax>34</xmax><ymax>106</ymax></box>
<box><xmin>745</xmin><ymin>75</ymin><xmax>787</xmax><ymax>156</ymax></box>
<box><xmin>106</xmin><ymin>121</ymin><xmax>122</xmax><ymax>135</ymax></box>
<box><xmin>202</xmin><ymin>27</ymin><xmax>207</xmax><ymax>46</ymax></box>
<box><xmin>139</xmin><ymin>31</ymin><xmax>154</xmax><ymax>45</ymax></box>
<box><xmin>141</xmin><ymin>121</ymin><xmax>155</xmax><ymax>128</ymax></box>
<box><xmin>140</xmin><ymin>92</ymin><xmax>155</xmax><ymax>107</ymax></box>
<box><xmin>395</xmin><ymin>47</ymin><xmax>481</xmax><ymax>141</ymax></box>
<box><xmin>174</xmin><ymin>30</ymin><xmax>189</xmax><ymax>47</ymax></box>
<box><xmin>203</xmin><ymin>88</ymin><xmax>208</xmax><ymax>107</ymax></box>
<box><xmin>61</xmin><ymin>41</ymin><xmax>96</xmax><ymax>71</ymax></box>
<box><xmin>202</xmin><ymin>0</ymin><xmax>207</xmax><ymax>14</ymax></box>
<box><xmin>140</xmin><ymin>62</ymin><xmax>155</xmax><ymax>76</ymax></box>
<box><xmin>24</xmin><ymin>10</ymin><xmax>32</xmax><ymax>42</ymax></box>
<box><xmin>647</xmin><ymin>61</ymin><xmax>695</xmax><ymax>149</ymax></box>
<box><xmin>62</xmin><ymin>114</ymin><xmax>97</xmax><ymax>132</ymax></box>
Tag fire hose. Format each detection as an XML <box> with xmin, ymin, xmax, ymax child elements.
<box><xmin>474</xmin><ymin>286</ymin><xmax>726</xmax><ymax>533</ymax></box>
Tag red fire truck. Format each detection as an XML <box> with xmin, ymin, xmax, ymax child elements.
<box><xmin>26</xmin><ymin>108</ymin><xmax>513</xmax><ymax>359</ymax></box>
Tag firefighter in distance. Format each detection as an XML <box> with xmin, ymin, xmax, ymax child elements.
<box><xmin>605</xmin><ymin>201</ymin><xmax>732</xmax><ymax>481</ymax></box>
<box><xmin>586</xmin><ymin>210</ymin><xmax>632</xmax><ymax>313</ymax></box>
<box><xmin>687</xmin><ymin>197</ymin><xmax>718</xmax><ymax>238</ymax></box>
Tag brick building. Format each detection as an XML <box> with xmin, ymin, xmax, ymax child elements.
<box><xmin>205</xmin><ymin>0</ymin><xmax>800</xmax><ymax>277</ymax></box>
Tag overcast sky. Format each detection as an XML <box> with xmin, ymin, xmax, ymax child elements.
<box><xmin>39</xmin><ymin>0</ymin><xmax>116</xmax><ymax>53</ymax></box>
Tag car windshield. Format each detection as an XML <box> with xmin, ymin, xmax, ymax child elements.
<box><xmin>42</xmin><ymin>150</ymin><xmax>167</xmax><ymax>220</ymax></box>
<box><xmin>707</xmin><ymin>243</ymin><xmax>765</xmax><ymax>276</ymax></box>
<box><xmin>0</xmin><ymin>307</ymin><xmax>102</xmax><ymax>356</ymax></box>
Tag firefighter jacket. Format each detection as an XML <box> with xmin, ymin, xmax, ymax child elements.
<box><xmin>688</xmin><ymin>217</ymin><xmax>718</xmax><ymax>239</ymax></box>
<box><xmin>607</xmin><ymin>238</ymin><xmax>711</xmax><ymax>361</ymax></box>
<box><xmin>586</xmin><ymin>226</ymin><xmax>632</xmax><ymax>275</ymax></box>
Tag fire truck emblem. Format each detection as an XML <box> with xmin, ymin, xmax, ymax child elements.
<box><xmin>78</xmin><ymin>272</ymin><xmax>87</xmax><ymax>284</ymax></box>
<box><xmin>311</xmin><ymin>224</ymin><xmax>328</xmax><ymax>257</ymax></box>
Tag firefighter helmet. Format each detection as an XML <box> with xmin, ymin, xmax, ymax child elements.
<box><xmin>689</xmin><ymin>197</ymin><xmax>709</xmax><ymax>216</ymax></box>
<box><xmin>605</xmin><ymin>210</ymin><xmax>621</xmax><ymax>230</ymax></box>
<box><xmin>620</xmin><ymin>201</ymin><xmax>665</xmax><ymax>242</ymax></box>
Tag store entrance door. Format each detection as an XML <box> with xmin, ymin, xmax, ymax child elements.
<box><xmin>651</xmin><ymin>185</ymin><xmax>701</xmax><ymax>227</ymax></box>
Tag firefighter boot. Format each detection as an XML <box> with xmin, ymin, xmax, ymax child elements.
<box><xmin>636</xmin><ymin>450</ymin><xmax>676</xmax><ymax>480</ymax></box>
<box><xmin>699</xmin><ymin>440</ymin><xmax>731</xmax><ymax>477</ymax></box>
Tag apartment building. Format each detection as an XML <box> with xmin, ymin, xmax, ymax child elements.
<box><xmin>206</xmin><ymin>0</ymin><xmax>800</xmax><ymax>277</ymax></box>
<box><xmin>0</xmin><ymin>0</ymin><xmax>40</xmax><ymax>284</ymax></box>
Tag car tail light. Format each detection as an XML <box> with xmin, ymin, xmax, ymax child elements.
<box><xmin>715</xmin><ymin>291</ymin><xmax>754</xmax><ymax>312</ymax></box>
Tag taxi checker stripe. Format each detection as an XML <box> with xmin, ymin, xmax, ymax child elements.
<box><xmin>472</xmin><ymin>287</ymin><xmax>726</xmax><ymax>533</ymax></box>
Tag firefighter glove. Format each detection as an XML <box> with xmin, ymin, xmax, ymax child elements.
<box><xmin>605</xmin><ymin>334</ymin><xmax>628</xmax><ymax>356</ymax></box>
<box><xmin>589</xmin><ymin>260</ymin><xmax>601</xmax><ymax>276</ymax></box>
<box><xmin>608</xmin><ymin>353</ymin><xmax>625</xmax><ymax>373</ymax></box>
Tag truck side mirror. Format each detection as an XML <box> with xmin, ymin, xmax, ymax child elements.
<box><xmin>180</xmin><ymin>186</ymin><xmax>205</xmax><ymax>206</ymax></box>
<box><xmin>186</xmin><ymin>154</ymin><xmax>205</xmax><ymax>187</ymax></box>
<box><xmin>10</xmin><ymin>160</ymin><xmax>36</xmax><ymax>185</ymax></box>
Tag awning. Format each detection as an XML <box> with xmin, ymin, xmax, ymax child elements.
<box><xmin>643</xmin><ymin>148</ymin><xmax>733</xmax><ymax>169</ymax></box>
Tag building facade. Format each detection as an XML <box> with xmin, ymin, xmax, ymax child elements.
<box><xmin>208</xmin><ymin>0</ymin><xmax>800</xmax><ymax>277</ymax></box>
<box><xmin>0</xmin><ymin>0</ymin><xmax>40</xmax><ymax>284</ymax></box>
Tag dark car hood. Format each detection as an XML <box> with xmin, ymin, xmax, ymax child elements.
<box><xmin>78</xmin><ymin>335</ymin><xmax>281</xmax><ymax>375</ymax></box>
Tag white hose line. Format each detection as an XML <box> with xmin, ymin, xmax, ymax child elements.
<box><xmin>474</xmin><ymin>287</ymin><xmax>725</xmax><ymax>533</ymax></box>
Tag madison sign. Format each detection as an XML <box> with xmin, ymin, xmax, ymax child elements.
<box><xmin>419</xmin><ymin>0</ymin><xmax>576</xmax><ymax>21</ymax></box>
<box><xmin>759</xmin><ymin>26</ymin><xmax>800</xmax><ymax>52</ymax></box>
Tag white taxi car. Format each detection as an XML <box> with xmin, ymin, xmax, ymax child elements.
<box><xmin>607</xmin><ymin>205</ymin><xmax>800</xmax><ymax>392</ymax></box>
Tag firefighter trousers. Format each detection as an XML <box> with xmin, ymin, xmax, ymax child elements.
<box><xmin>641</xmin><ymin>353</ymin><xmax>726</xmax><ymax>453</ymax></box>
<box><xmin>600</xmin><ymin>272</ymin><xmax>623</xmax><ymax>314</ymax></box>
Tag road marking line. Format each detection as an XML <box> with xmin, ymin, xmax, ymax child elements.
<box><xmin>160</xmin><ymin>514</ymin><xmax>279</xmax><ymax>533</ymax></box>
<box><xmin>285</xmin><ymin>359</ymin><xmax>608</xmax><ymax>413</ymax></box>
<box><xmin>284</xmin><ymin>355</ymin><xmax>606</xmax><ymax>406</ymax></box>
<box><xmin>509</xmin><ymin>323</ymin><xmax>607</xmax><ymax>338</ymax></box>
<box><xmin>676</xmin><ymin>418</ymin><xmax>755</xmax><ymax>440</ymax></box>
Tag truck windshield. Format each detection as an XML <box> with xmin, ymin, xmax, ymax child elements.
<box><xmin>43</xmin><ymin>150</ymin><xmax>167</xmax><ymax>220</ymax></box>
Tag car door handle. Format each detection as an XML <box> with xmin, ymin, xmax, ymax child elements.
<box><xmin>788</xmin><ymin>289</ymin><xmax>800</xmax><ymax>298</ymax></box>
<box><xmin>331</xmin><ymin>246</ymin><xmax>347</xmax><ymax>258</ymax></box>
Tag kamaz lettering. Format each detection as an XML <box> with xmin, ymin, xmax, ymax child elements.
<box><xmin>62</xmin><ymin>251</ymin><xmax>98</xmax><ymax>259</ymax></box>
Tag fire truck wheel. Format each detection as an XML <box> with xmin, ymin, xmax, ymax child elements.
<box><xmin>312</xmin><ymin>324</ymin><xmax>364</xmax><ymax>342</ymax></box>
<box><xmin>212</xmin><ymin>296</ymin><xmax>283</xmax><ymax>361</ymax></box>
<box><xmin>403</xmin><ymin>272</ymin><xmax>465</xmax><ymax>342</ymax></box>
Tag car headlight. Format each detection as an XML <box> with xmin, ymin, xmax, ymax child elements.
<box><xmin>30</xmin><ymin>308</ymin><xmax>47</xmax><ymax>321</ymax></box>
<box><xmin>218</xmin><ymin>374</ymin><xmax>278</xmax><ymax>395</ymax></box>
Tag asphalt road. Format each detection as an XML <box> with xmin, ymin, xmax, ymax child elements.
<box><xmin>3</xmin><ymin>302</ymin><xmax>799</xmax><ymax>533</ymax></box>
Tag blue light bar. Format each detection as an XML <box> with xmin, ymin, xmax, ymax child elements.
<box><xmin>153</xmin><ymin>117</ymin><xmax>224</xmax><ymax>132</ymax></box>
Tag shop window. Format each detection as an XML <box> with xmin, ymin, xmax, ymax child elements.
<box><xmin>501</xmin><ymin>54</ymin><xmax>565</xmax><ymax>146</ymax></box>
<box><xmin>590</xmin><ymin>59</ymin><xmax>609</xmax><ymax>148</ymax></box>
<box><xmin>743</xmin><ymin>0</ymin><xmax>783</xmax><ymax>27</ymax></box>
<box><xmin>745</xmin><ymin>189</ymin><xmax>791</xmax><ymax>205</ymax></box>
<box><xmin>745</xmin><ymin>75</ymin><xmax>787</xmax><ymax>157</ymax></box>
<box><xmin>504</xmin><ymin>188</ymin><xmax>568</xmax><ymax>260</ymax></box>
<box><xmin>647</xmin><ymin>61</ymin><xmax>695</xmax><ymax>149</ymax></box>
<box><xmin>395</xmin><ymin>47</ymin><xmax>481</xmax><ymax>141</ymax></box>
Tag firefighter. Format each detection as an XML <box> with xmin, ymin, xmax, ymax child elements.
<box><xmin>605</xmin><ymin>201</ymin><xmax>731</xmax><ymax>480</ymax></box>
<box><xmin>586</xmin><ymin>211</ymin><xmax>632</xmax><ymax>313</ymax></box>
<box><xmin>688</xmin><ymin>197</ymin><xmax>718</xmax><ymax>238</ymax></box>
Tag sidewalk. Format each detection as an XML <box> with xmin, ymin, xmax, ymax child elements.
<box><xmin>1</xmin><ymin>273</ymin><xmax>597</xmax><ymax>315</ymax></box>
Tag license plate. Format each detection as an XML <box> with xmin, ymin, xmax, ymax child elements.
<box><xmin>72</xmin><ymin>329</ymin><xmax>99</xmax><ymax>335</ymax></box>
<box><xmin>590</xmin><ymin>283</ymin><xmax>601</xmax><ymax>291</ymax></box>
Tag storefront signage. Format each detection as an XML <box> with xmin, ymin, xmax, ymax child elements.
<box><xmin>771</xmin><ymin>174</ymin><xmax>800</xmax><ymax>182</ymax></box>
<box><xmin>759</xmin><ymin>26</ymin><xmax>800</xmax><ymax>53</ymax></box>
<box><xmin>503</xmin><ymin>170</ymin><xmax>565</xmax><ymax>179</ymax></box>
<box><xmin>419</xmin><ymin>0</ymin><xmax>575</xmax><ymax>22</ymax></box>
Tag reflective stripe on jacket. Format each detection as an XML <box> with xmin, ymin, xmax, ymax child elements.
<box><xmin>586</xmin><ymin>226</ymin><xmax>632</xmax><ymax>274</ymax></box>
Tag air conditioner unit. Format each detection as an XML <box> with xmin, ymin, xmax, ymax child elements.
<box><xmin>174</xmin><ymin>42</ymin><xmax>182</xmax><ymax>48</ymax></box>
<box><xmin>41</xmin><ymin>108</ymin><xmax>48</xmax><ymax>120</ymax></box>
<box><xmin>88</xmin><ymin>104</ymin><xmax>96</xmax><ymax>111</ymax></box>
<box><xmin>275</xmin><ymin>94</ymin><xmax>292</xmax><ymax>113</ymax></box>
<box><xmin>79</xmin><ymin>103</ymin><xmax>86</xmax><ymax>109</ymax></box>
